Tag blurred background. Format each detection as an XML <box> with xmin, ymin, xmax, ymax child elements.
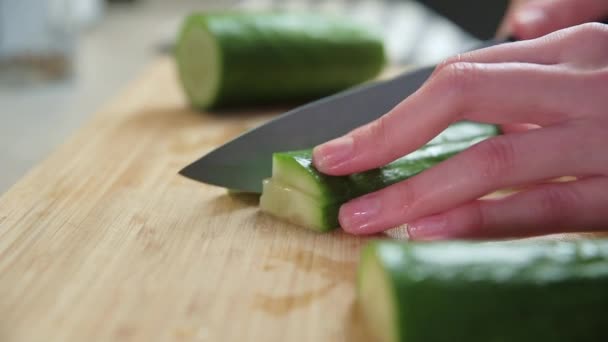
<box><xmin>0</xmin><ymin>0</ymin><xmax>509</xmax><ymax>194</ymax></box>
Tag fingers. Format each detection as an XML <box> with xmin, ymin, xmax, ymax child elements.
<box><xmin>500</xmin><ymin>123</ymin><xmax>540</xmax><ymax>133</ymax></box>
<box><xmin>437</xmin><ymin>23</ymin><xmax>607</xmax><ymax>74</ymax></box>
<box><xmin>432</xmin><ymin>36</ymin><xmax>561</xmax><ymax>69</ymax></box>
<box><xmin>407</xmin><ymin>176</ymin><xmax>608</xmax><ymax>240</ymax></box>
<box><xmin>496</xmin><ymin>0</ymin><xmax>530</xmax><ymax>39</ymax></box>
<box><xmin>509</xmin><ymin>0</ymin><xmax>608</xmax><ymax>40</ymax></box>
<box><xmin>313</xmin><ymin>62</ymin><xmax>588</xmax><ymax>176</ymax></box>
<box><xmin>337</xmin><ymin>124</ymin><xmax>597</xmax><ymax>235</ymax></box>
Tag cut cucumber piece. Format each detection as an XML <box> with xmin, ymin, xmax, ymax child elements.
<box><xmin>175</xmin><ymin>12</ymin><xmax>386</xmax><ymax>109</ymax></box>
<box><xmin>358</xmin><ymin>240</ymin><xmax>608</xmax><ymax>342</ymax></box>
<box><xmin>260</xmin><ymin>179</ymin><xmax>340</xmax><ymax>231</ymax></box>
<box><xmin>260</xmin><ymin>122</ymin><xmax>499</xmax><ymax>231</ymax></box>
<box><xmin>273</xmin><ymin>137</ymin><xmax>488</xmax><ymax>201</ymax></box>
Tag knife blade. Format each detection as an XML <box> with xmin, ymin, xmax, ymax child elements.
<box><xmin>179</xmin><ymin>38</ymin><xmax>507</xmax><ymax>193</ymax></box>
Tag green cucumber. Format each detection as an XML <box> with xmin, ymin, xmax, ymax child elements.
<box><xmin>175</xmin><ymin>12</ymin><xmax>386</xmax><ymax>109</ymax></box>
<box><xmin>261</xmin><ymin>179</ymin><xmax>341</xmax><ymax>230</ymax></box>
<box><xmin>357</xmin><ymin>239</ymin><xmax>608</xmax><ymax>342</ymax></box>
<box><xmin>426</xmin><ymin>120</ymin><xmax>499</xmax><ymax>145</ymax></box>
<box><xmin>260</xmin><ymin>122</ymin><xmax>499</xmax><ymax>231</ymax></box>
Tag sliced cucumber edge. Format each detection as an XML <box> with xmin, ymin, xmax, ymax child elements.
<box><xmin>259</xmin><ymin>179</ymin><xmax>338</xmax><ymax>232</ymax></box>
<box><xmin>357</xmin><ymin>242</ymin><xmax>400</xmax><ymax>342</ymax></box>
<box><xmin>176</xmin><ymin>14</ymin><xmax>222</xmax><ymax>109</ymax></box>
<box><xmin>272</xmin><ymin>151</ymin><xmax>333</xmax><ymax>199</ymax></box>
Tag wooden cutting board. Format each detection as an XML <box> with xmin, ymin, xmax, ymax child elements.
<box><xmin>0</xmin><ymin>58</ymin><xmax>603</xmax><ymax>342</ymax></box>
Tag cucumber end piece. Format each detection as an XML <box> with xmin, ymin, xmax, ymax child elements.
<box><xmin>176</xmin><ymin>15</ymin><xmax>221</xmax><ymax>110</ymax></box>
<box><xmin>357</xmin><ymin>242</ymin><xmax>399</xmax><ymax>342</ymax></box>
<box><xmin>272</xmin><ymin>151</ymin><xmax>325</xmax><ymax>198</ymax></box>
<box><xmin>260</xmin><ymin>179</ymin><xmax>337</xmax><ymax>232</ymax></box>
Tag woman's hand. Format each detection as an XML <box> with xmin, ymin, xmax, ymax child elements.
<box><xmin>312</xmin><ymin>23</ymin><xmax>608</xmax><ymax>240</ymax></box>
<box><xmin>498</xmin><ymin>0</ymin><xmax>608</xmax><ymax>39</ymax></box>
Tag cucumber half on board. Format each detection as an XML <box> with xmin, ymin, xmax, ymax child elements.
<box><xmin>358</xmin><ymin>239</ymin><xmax>608</xmax><ymax>342</ymax></box>
<box><xmin>175</xmin><ymin>12</ymin><xmax>386</xmax><ymax>109</ymax></box>
<box><xmin>260</xmin><ymin>122</ymin><xmax>499</xmax><ymax>232</ymax></box>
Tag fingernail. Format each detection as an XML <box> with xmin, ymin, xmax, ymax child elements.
<box><xmin>339</xmin><ymin>194</ymin><xmax>382</xmax><ymax>233</ymax></box>
<box><xmin>407</xmin><ymin>215</ymin><xmax>449</xmax><ymax>240</ymax></box>
<box><xmin>313</xmin><ymin>136</ymin><xmax>354</xmax><ymax>171</ymax></box>
<box><xmin>514</xmin><ymin>8</ymin><xmax>546</xmax><ymax>28</ymax></box>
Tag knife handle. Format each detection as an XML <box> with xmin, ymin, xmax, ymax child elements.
<box><xmin>506</xmin><ymin>16</ymin><xmax>608</xmax><ymax>42</ymax></box>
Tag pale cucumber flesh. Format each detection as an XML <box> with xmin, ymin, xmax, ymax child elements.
<box><xmin>260</xmin><ymin>179</ymin><xmax>339</xmax><ymax>232</ymax></box>
<box><xmin>175</xmin><ymin>20</ymin><xmax>220</xmax><ymax>109</ymax></box>
<box><xmin>358</xmin><ymin>245</ymin><xmax>398</xmax><ymax>342</ymax></box>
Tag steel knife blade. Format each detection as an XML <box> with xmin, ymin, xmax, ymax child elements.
<box><xmin>179</xmin><ymin>38</ymin><xmax>508</xmax><ymax>193</ymax></box>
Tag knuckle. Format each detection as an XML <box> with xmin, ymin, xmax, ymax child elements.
<box><xmin>559</xmin><ymin>23</ymin><xmax>608</xmax><ymax>46</ymax></box>
<box><xmin>373</xmin><ymin>116</ymin><xmax>392</xmax><ymax>150</ymax></box>
<box><xmin>540</xmin><ymin>28</ymin><xmax>569</xmax><ymax>49</ymax></box>
<box><xmin>434</xmin><ymin>58</ymin><xmax>453</xmax><ymax>75</ymax></box>
<box><xmin>469</xmin><ymin>137</ymin><xmax>517</xmax><ymax>181</ymax></box>
<box><xmin>435</xmin><ymin>62</ymin><xmax>479</xmax><ymax>95</ymax></box>
<box><xmin>435</xmin><ymin>53</ymin><xmax>467</xmax><ymax>74</ymax></box>
<box><xmin>574</xmin><ymin>22</ymin><xmax>608</xmax><ymax>39</ymax></box>
<box><xmin>351</xmin><ymin>115</ymin><xmax>400</xmax><ymax>162</ymax></box>
<box><xmin>596</xmin><ymin>67</ymin><xmax>608</xmax><ymax>83</ymax></box>
<box><xmin>566</xmin><ymin>69</ymin><xmax>608</xmax><ymax>116</ymax></box>
<box><xmin>541</xmin><ymin>28</ymin><xmax>567</xmax><ymax>46</ymax></box>
<box><xmin>574</xmin><ymin>123</ymin><xmax>608</xmax><ymax>171</ymax></box>
<box><xmin>466</xmin><ymin>201</ymin><xmax>488</xmax><ymax>235</ymax></box>
<box><xmin>363</xmin><ymin>116</ymin><xmax>399</xmax><ymax>161</ymax></box>
<box><xmin>582</xmin><ymin>67</ymin><xmax>608</xmax><ymax>88</ymax></box>
<box><xmin>537</xmin><ymin>186</ymin><xmax>580</xmax><ymax>223</ymax></box>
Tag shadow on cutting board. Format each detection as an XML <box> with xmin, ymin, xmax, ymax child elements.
<box><xmin>214</xmin><ymin>191</ymin><xmax>411</xmax><ymax>242</ymax></box>
<box><xmin>226</xmin><ymin>191</ymin><xmax>260</xmax><ymax>205</ymax></box>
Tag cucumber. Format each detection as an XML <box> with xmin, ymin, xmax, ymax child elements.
<box><xmin>260</xmin><ymin>122</ymin><xmax>499</xmax><ymax>231</ymax></box>
<box><xmin>261</xmin><ymin>179</ymin><xmax>341</xmax><ymax>230</ymax></box>
<box><xmin>357</xmin><ymin>239</ymin><xmax>608</xmax><ymax>342</ymax></box>
<box><xmin>175</xmin><ymin>12</ymin><xmax>386</xmax><ymax>109</ymax></box>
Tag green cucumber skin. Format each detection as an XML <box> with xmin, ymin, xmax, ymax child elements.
<box><xmin>426</xmin><ymin>120</ymin><xmax>500</xmax><ymax>145</ymax></box>
<box><xmin>273</xmin><ymin>141</ymin><xmax>463</xmax><ymax>202</ymax></box>
<box><xmin>177</xmin><ymin>12</ymin><xmax>386</xmax><ymax>109</ymax></box>
<box><xmin>265</xmin><ymin>122</ymin><xmax>499</xmax><ymax>231</ymax></box>
<box><xmin>269</xmin><ymin>145</ymin><xmax>455</xmax><ymax>231</ymax></box>
<box><xmin>275</xmin><ymin>123</ymin><xmax>498</xmax><ymax>202</ymax></box>
<box><xmin>359</xmin><ymin>240</ymin><xmax>608</xmax><ymax>342</ymax></box>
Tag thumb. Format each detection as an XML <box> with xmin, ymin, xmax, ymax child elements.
<box><xmin>509</xmin><ymin>0</ymin><xmax>608</xmax><ymax>40</ymax></box>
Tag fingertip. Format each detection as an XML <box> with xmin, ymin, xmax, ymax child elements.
<box><xmin>511</xmin><ymin>7</ymin><xmax>548</xmax><ymax>40</ymax></box>
<box><xmin>311</xmin><ymin>145</ymin><xmax>324</xmax><ymax>169</ymax></box>
<box><xmin>500</xmin><ymin>123</ymin><xmax>541</xmax><ymax>134</ymax></box>
<box><xmin>311</xmin><ymin>136</ymin><xmax>354</xmax><ymax>174</ymax></box>
<box><xmin>338</xmin><ymin>194</ymin><xmax>382</xmax><ymax>235</ymax></box>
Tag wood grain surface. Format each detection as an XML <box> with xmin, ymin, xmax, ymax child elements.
<box><xmin>0</xmin><ymin>58</ymin><xmax>604</xmax><ymax>342</ymax></box>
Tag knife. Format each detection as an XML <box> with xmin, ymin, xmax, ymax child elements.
<box><xmin>178</xmin><ymin>38</ymin><xmax>509</xmax><ymax>193</ymax></box>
